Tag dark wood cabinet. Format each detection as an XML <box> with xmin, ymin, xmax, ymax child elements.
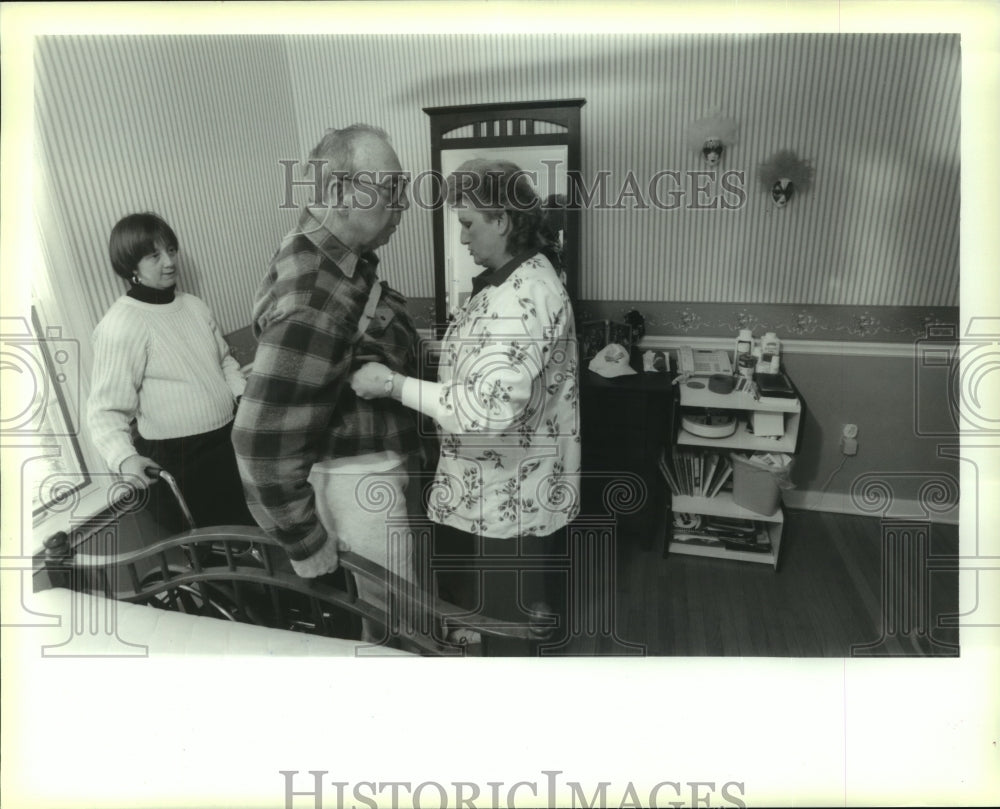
<box><xmin>578</xmin><ymin>368</ymin><xmax>675</xmax><ymax>547</ymax></box>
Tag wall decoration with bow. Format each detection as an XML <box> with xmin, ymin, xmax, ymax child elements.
<box><xmin>757</xmin><ymin>149</ymin><xmax>815</xmax><ymax>207</ymax></box>
<box><xmin>685</xmin><ymin>114</ymin><xmax>739</xmax><ymax>166</ymax></box>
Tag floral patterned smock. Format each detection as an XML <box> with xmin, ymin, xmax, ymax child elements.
<box><xmin>429</xmin><ymin>251</ymin><xmax>581</xmax><ymax>539</ymax></box>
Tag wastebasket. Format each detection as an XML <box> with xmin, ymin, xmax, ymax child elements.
<box><xmin>730</xmin><ymin>452</ymin><xmax>794</xmax><ymax>515</ymax></box>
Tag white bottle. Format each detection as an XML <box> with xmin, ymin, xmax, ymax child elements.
<box><xmin>735</xmin><ymin>328</ymin><xmax>753</xmax><ymax>361</ymax></box>
<box><xmin>761</xmin><ymin>332</ymin><xmax>781</xmax><ymax>372</ymax></box>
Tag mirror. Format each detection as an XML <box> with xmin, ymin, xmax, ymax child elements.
<box><xmin>424</xmin><ymin>99</ymin><xmax>585</xmax><ymax>336</ymax></box>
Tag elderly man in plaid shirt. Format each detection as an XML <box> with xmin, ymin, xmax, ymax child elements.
<box><xmin>233</xmin><ymin>125</ymin><xmax>420</xmax><ymax>622</ymax></box>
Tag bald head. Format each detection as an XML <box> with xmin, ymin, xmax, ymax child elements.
<box><xmin>308</xmin><ymin>124</ymin><xmax>390</xmax><ymax>187</ymax></box>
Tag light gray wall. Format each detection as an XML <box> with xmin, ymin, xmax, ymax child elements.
<box><xmin>783</xmin><ymin>351</ymin><xmax>958</xmax><ymax>506</ymax></box>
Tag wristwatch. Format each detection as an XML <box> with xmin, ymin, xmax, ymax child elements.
<box><xmin>384</xmin><ymin>370</ymin><xmax>396</xmax><ymax>396</ymax></box>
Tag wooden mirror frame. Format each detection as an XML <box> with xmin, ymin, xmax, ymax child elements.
<box><xmin>423</xmin><ymin>99</ymin><xmax>586</xmax><ymax>337</ymax></box>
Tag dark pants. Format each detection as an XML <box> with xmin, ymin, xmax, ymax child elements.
<box><xmin>136</xmin><ymin>421</ymin><xmax>254</xmax><ymax>534</ymax></box>
<box><xmin>428</xmin><ymin>523</ymin><xmax>568</xmax><ymax>656</ymax></box>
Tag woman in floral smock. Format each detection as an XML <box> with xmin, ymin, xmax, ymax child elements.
<box><xmin>352</xmin><ymin>158</ymin><xmax>580</xmax><ymax>654</ymax></box>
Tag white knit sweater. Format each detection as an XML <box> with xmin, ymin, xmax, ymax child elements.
<box><xmin>87</xmin><ymin>292</ymin><xmax>246</xmax><ymax>472</ymax></box>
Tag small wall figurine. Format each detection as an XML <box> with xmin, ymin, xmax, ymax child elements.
<box><xmin>624</xmin><ymin>309</ymin><xmax>646</xmax><ymax>343</ymax></box>
<box><xmin>757</xmin><ymin>149</ymin><xmax>815</xmax><ymax>207</ymax></box>
<box><xmin>686</xmin><ymin>113</ymin><xmax>739</xmax><ymax>166</ymax></box>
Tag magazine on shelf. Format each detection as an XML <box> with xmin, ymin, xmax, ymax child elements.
<box><xmin>673</xmin><ymin>447</ymin><xmax>688</xmax><ymax>496</ymax></box>
<box><xmin>701</xmin><ymin>452</ymin><xmax>719</xmax><ymax>496</ymax></box>
<box><xmin>661</xmin><ymin>448</ymin><xmax>735</xmax><ymax>498</ymax></box>
<box><xmin>671</xmin><ymin>518</ymin><xmax>772</xmax><ymax>552</ymax></box>
<box><xmin>659</xmin><ymin>448</ymin><xmax>680</xmax><ymax>496</ymax></box>
<box><xmin>707</xmin><ymin>455</ymin><xmax>733</xmax><ymax>497</ymax></box>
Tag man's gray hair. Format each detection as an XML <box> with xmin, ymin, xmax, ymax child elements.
<box><xmin>307</xmin><ymin>123</ymin><xmax>391</xmax><ymax>190</ymax></box>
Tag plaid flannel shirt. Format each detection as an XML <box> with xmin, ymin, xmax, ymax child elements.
<box><xmin>232</xmin><ymin>215</ymin><xmax>420</xmax><ymax>561</ymax></box>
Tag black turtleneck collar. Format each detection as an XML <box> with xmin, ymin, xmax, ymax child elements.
<box><xmin>128</xmin><ymin>283</ymin><xmax>176</xmax><ymax>305</ymax></box>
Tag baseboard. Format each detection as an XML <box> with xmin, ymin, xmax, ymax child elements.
<box><xmin>783</xmin><ymin>489</ymin><xmax>959</xmax><ymax>525</ymax></box>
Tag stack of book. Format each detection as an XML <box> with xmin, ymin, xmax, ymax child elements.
<box><xmin>670</xmin><ymin>514</ymin><xmax>773</xmax><ymax>553</ymax></box>
<box><xmin>658</xmin><ymin>448</ymin><xmax>733</xmax><ymax>498</ymax></box>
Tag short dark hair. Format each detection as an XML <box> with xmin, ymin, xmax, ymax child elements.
<box><xmin>108</xmin><ymin>213</ymin><xmax>179</xmax><ymax>282</ymax></box>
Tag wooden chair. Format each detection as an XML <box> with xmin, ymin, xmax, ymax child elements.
<box><xmin>38</xmin><ymin>525</ymin><xmax>550</xmax><ymax>656</ymax></box>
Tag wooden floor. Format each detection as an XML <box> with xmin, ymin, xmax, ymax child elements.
<box><xmin>558</xmin><ymin>508</ymin><xmax>960</xmax><ymax>657</ymax></box>
<box><xmin>60</xmin><ymin>503</ymin><xmax>960</xmax><ymax>658</ymax></box>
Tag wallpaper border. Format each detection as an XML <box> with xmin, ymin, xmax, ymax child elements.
<box><xmin>226</xmin><ymin>300</ymin><xmax>960</xmax><ymax>367</ymax></box>
<box><xmin>406</xmin><ymin>299</ymin><xmax>959</xmax><ymax>343</ymax></box>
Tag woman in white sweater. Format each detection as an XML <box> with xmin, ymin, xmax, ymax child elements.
<box><xmin>87</xmin><ymin>213</ymin><xmax>253</xmax><ymax>531</ymax></box>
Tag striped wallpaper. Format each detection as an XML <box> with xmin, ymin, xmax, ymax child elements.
<box><xmin>34</xmin><ymin>33</ymin><xmax>959</xmax><ymax>342</ymax></box>
<box><xmin>33</xmin><ymin>36</ymin><xmax>301</xmax><ymax>335</ymax></box>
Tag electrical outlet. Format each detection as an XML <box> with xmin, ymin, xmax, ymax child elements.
<box><xmin>841</xmin><ymin>424</ymin><xmax>858</xmax><ymax>456</ymax></box>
